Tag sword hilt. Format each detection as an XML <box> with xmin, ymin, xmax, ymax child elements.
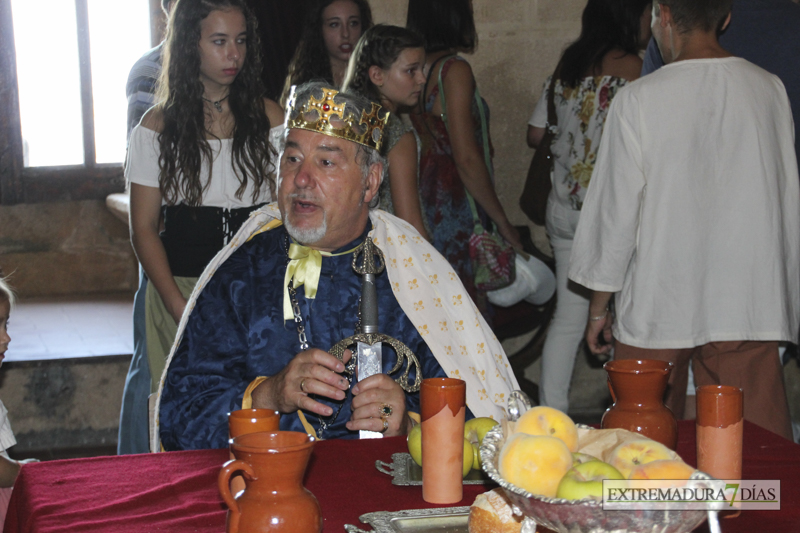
<box><xmin>353</xmin><ymin>238</ymin><xmax>385</xmax><ymax>333</ymax></box>
<box><xmin>352</xmin><ymin>237</ymin><xmax>385</xmax><ymax>275</ymax></box>
<box><xmin>361</xmin><ymin>274</ymin><xmax>379</xmax><ymax>333</ymax></box>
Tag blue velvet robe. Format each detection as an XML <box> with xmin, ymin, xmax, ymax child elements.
<box><xmin>159</xmin><ymin>224</ymin><xmax>454</xmax><ymax>450</ymax></box>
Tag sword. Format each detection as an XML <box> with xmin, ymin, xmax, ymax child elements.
<box><xmin>328</xmin><ymin>237</ymin><xmax>423</xmax><ymax>439</ymax></box>
<box><xmin>356</xmin><ymin>238</ymin><xmax>383</xmax><ymax>438</ymax></box>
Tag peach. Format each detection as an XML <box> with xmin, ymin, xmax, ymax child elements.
<box><xmin>608</xmin><ymin>439</ymin><xmax>673</xmax><ymax>479</ymax></box>
<box><xmin>629</xmin><ymin>459</ymin><xmax>696</xmax><ymax>486</ymax></box>
<box><xmin>499</xmin><ymin>433</ymin><xmax>573</xmax><ymax>498</ymax></box>
<box><xmin>514</xmin><ymin>406</ymin><xmax>578</xmax><ymax>452</ymax></box>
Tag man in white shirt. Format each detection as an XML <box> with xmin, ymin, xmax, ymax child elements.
<box><xmin>568</xmin><ymin>0</ymin><xmax>799</xmax><ymax>440</ymax></box>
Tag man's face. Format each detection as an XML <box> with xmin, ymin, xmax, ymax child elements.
<box><xmin>278</xmin><ymin>128</ymin><xmax>380</xmax><ymax>252</ymax></box>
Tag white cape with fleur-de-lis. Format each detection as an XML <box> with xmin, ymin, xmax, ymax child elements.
<box><xmin>151</xmin><ymin>203</ymin><xmax>518</xmax><ymax>452</ymax></box>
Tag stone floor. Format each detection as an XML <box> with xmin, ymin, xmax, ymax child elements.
<box><xmin>7</xmin><ymin>293</ymin><xmax>133</xmax><ymax>362</ymax></box>
<box><xmin>3</xmin><ymin>294</ymin><xmax>133</xmax><ymax>460</ymax></box>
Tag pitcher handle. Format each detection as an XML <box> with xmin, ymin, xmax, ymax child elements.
<box><xmin>218</xmin><ymin>459</ymin><xmax>256</xmax><ymax>533</ymax></box>
<box><xmin>607</xmin><ymin>377</ymin><xmax>616</xmax><ymax>404</ymax></box>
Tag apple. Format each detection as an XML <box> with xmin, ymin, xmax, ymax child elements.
<box><xmin>465</xmin><ymin>417</ymin><xmax>499</xmax><ymax>470</ymax></box>
<box><xmin>572</xmin><ymin>452</ymin><xmax>600</xmax><ymax>466</ymax></box>
<box><xmin>407</xmin><ymin>424</ymin><xmax>422</xmax><ymax>466</ymax></box>
<box><xmin>407</xmin><ymin>423</ymin><xmax>473</xmax><ymax>478</ymax></box>
<box><xmin>556</xmin><ymin>460</ymin><xmax>625</xmax><ymax>501</ymax></box>
<box><xmin>462</xmin><ymin>438</ymin><xmax>474</xmax><ymax>478</ymax></box>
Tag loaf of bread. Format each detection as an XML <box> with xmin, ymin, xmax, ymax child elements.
<box><xmin>468</xmin><ymin>488</ymin><xmax>523</xmax><ymax>533</ymax></box>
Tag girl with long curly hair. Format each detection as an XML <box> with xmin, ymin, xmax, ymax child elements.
<box><xmin>341</xmin><ymin>24</ymin><xmax>429</xmax><ymax>239</ymax></box>
<box><xmin>126</xmin><ymin>0</ymin><xmax>284</xmax><ymax>393</ymax></box>
<box><xmin>280</xmin><ymin>0</ymin><xmax>372</xmax><ymax>104</ymax></box>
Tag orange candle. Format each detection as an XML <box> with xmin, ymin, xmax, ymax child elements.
<box><xmin>421</xmin><ymin>378</ymin><xmax>466</xmax><ymax>504</ymax></box>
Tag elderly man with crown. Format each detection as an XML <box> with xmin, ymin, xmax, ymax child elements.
<box><xmin>154</xmin><ymin>82</ymin><xmax>518</xmax><ymax>451</ymax></box>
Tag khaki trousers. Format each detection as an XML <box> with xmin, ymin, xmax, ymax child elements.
<box><xmin>614</xmin><ymin>340</ymin><xmax>793</xmax><ymax>441</ymax></box>
<box><xmin>145</xmin><ymin>276</ymin><xmax>198</xmax><ymax>393</ymax></box>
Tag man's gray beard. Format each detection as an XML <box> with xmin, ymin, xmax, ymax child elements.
<box><xmin>284</xmin><ymin>216</ymin><xmax>328</xmax><ymax>246</ymax></box>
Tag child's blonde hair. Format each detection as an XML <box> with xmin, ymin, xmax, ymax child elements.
<box><xmin>0</xmin><ymin>276</ymin><xmax>15</xmax><ymax>309</ymax></box>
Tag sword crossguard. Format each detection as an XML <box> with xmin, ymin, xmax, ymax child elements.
<box><xmin>352</xmin><ymin>237</ymin><xmax>385</xmax><ymax>276</ymax></box>
<box><xmin>329</xmin><ymin>333</ymin><xmax>422</xmax><ymax>393</ymax></box>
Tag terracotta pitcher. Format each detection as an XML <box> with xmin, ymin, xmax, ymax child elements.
<box><xmin>227</xmin><ymin>409</ymin><xmax>281</xmax><ymax>497</ymax></box>
<box><xmin>218</xmin><ymin>431</ymin><xmax>322</xmax><ymax>533</ymax></box>
<box><xmin>601</xmin><ymin>359</ymin><xmax>678</xmax><ymax>449</ymax></box>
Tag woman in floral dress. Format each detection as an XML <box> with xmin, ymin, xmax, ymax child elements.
<box><xmin>527</xmin><ymin>0</ymin><xmax>653</xmax><ymax>412</ymax></box>
<box><xmin>407</xmin><ymin>0</ymin><xmax>522</xmax><ymax>319</ymax></box>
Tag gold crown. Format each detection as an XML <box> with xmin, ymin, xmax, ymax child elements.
<box><xmin>286</xmin><ymin>87</ymin><xmax>389</xmax><ymax>151</ymax></box>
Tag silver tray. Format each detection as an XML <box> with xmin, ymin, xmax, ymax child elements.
<box><xmin>376</xmin><ymin>453</ymin><xmax>492</xmax><ymax>486</ymax></box>
<box><xmin>344</xmin><ymin>506</ymin><xmax>470</xmax><ymax>533</ymax></box>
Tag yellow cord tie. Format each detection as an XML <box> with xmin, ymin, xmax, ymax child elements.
<box><xmin>283</xmin><ymin>242</ymin><xmax>361</xmax><ymax>321</ymax></box>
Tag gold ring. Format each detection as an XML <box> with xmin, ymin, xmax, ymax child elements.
<box><xmin>300</xmin><ymin>379</ymin><xmax>306</xmax><ymax>392</ymax></box>
<box><xmin>379</xmin><ymin>418</ymin><xmax>389</xmax><ymax>433</ymax></box>
<box><xmin>379</xmin><ymin>403</ymin><xmax>393</xmax><ymax>418</ymax></box>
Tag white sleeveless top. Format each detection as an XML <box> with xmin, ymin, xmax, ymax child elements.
<box><xmin>125</xmin><ymin>124</ymin><xmax>284</xmax><ymax>208</ymax></box>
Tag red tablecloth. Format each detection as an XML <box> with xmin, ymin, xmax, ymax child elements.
<box><xmin>5</xmin><ymin>420</ymin><xmax>799</xmax><ymax>532</ymax></box>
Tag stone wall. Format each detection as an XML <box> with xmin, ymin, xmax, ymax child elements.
<box><xmin>0</xmin><ymin>200</ymin><xmax>137</xmax><ymax>298</ymax></box>
<box><xmin>2</xmin><ymin>357</ymin><xmax>128</xmax><ymax>456</ymax></box>
<box><xmin>372</xmin><ymin>0</ymin><xmax>584</xmax><ymax>249</ymax></box>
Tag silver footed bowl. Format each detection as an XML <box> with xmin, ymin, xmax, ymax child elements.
<box><xmin>479</xmin><ymin>391</ymin><xmax>713</xmax><ymax>533</ymax></box>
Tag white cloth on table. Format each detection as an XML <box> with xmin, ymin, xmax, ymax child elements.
<box><xmin>569</xmin><ymin>57</ymin><xmax>800</xmax><ymax>348</ymax></box>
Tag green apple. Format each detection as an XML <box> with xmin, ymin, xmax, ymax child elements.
<box><xmin>407</xmin><ymin>424</ymin><xmax>472</xmax><ymax>478</ymax></box>
<box><xmin>464</xmin><ymin>417</ymin><xmax>499</xmax><ymax>470</ymax></box>
<box><xmin>461</xmin><ymin>438</ymin><xmax>473</xmax><ymax>478</ymax></box>
<box><xmin>407</xmin><ymin>424</ymin><xmax>422</xmax><ymax>466</ymax></box>
<box><xmin>572</xmin><ymin>452</ymin><xmax>600</xmax><ymax>466</ymax></box>
<box><xmin>555</xmin><ymin>460</ymin><xmax>625</xmax><ymax>501</ymax></box>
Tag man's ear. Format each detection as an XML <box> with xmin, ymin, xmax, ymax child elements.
<box><xmin>657</xmin><ymin>2</ymin><xmax>673</xmax><ymax>28</ymax></box>
<box><xmin>363</xmin><ymin>161</ymin><xmax>383</xmax><ymax>205</ymax></box>
<box><xmin>720</xmin><ymin>11</ymin><xmax>732</xmax><ymax>33</ymax></box>
<box><xmin>368</xmin><ymin>65</ymin><xmax>384</xmax><ymax>88</ymax></box>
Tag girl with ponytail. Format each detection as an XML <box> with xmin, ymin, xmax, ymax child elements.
<box><xmin>342</xmin><ymin>24</ymin><xmax>429</xmax><ymax>239</ymax></box>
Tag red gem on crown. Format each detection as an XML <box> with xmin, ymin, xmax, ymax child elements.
<box><xmin>322</xmin><ymin>104</ymin><xmax>330</xmax><ymax>111</ymax></box>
